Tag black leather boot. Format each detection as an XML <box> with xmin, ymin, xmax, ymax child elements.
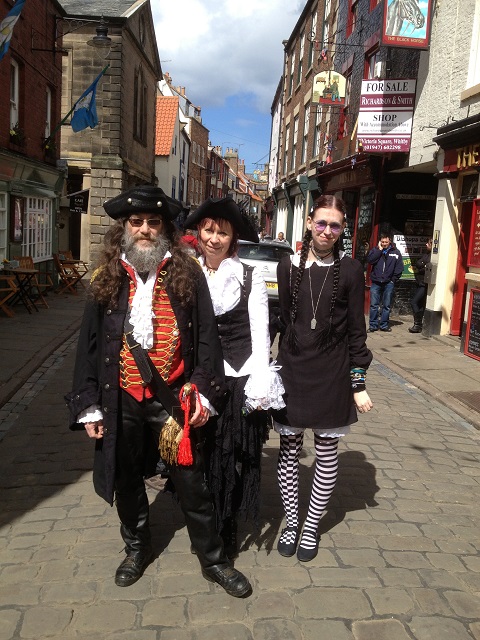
<box><xmin>408</xmin><ymin>312</ymin><xmax>423</xmax><ymax>333</ymax></box>
<box><xmin>115</xmin><ymin>488</ymin><xmax>153</xmax><ymax>587</ymax></box>
<box><xmin>169</xmin><ymin>443</ymin><xmax>251</xmax><ymax>597</ymax></box>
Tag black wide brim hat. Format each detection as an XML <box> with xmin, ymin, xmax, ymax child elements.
<box><xmin>103</xmin><ymin>186</ymin><xmax>183</xmax><ymax>221</ymax></box>
<box><xmin>184</xmin><ymin>196</ymin><xmax>259</xmax><ymax>243</ymax></box>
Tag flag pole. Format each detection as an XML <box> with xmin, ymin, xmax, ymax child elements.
<box><xmin>42</xmin><ymin>64</ymin><xmax>110</xmax><ymax>149</ymax></box>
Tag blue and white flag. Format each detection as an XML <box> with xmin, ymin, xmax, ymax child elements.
<box><xmin>70</xmin><ymin>66</ymin><xmax>108</xmax><ymax>133</ymax></box>
<box><xmin>0</xmin><ymin>0</ymin><xmax>26</xmax><ymax>62</ymax></box>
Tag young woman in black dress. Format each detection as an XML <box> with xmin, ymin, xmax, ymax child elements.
<box><xmin>272</xmin><ymin>195</ymin><xmax>373</xmax><ymax>562</ymax></box>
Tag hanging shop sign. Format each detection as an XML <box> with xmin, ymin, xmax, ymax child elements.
<box><xmin>312</xmin><ymin>71</ymin><xmax>347</xmax><ymax>106</ymax></box>
<box><xmin>69</xmin><ymin>189</ymin><xmax>89</xmax><ymax>214</ymax></box>
<box><xmin>357</xmin><ymin>79</ymin><xmax>416</xmax><ymax>152</ymax></box>
<box><xmin>381</xmin><ymin>0</ymin><xmax>433</xmax><ymax>49</ymax></box>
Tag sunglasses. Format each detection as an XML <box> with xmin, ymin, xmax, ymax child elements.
<box><xmin>128</xmin><ymin>217</ymin><xmax>163</xmax><ymax>228</ymax></box>
<box><xmin>312</xmin><ymin>220</ymin><xmax>343</xmax><ymax>235</ymax></box>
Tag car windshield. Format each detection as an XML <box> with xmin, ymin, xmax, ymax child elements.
<box><xmin>237</xmin><ymin>244</ymin><xmax>292</xmax><ymax>262</ymax></box>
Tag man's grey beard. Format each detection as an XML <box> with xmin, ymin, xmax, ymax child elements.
<box><xmin>122</xmin><ymin>228</ymin><xmax>170</xmax><ymax>273</ymax></box>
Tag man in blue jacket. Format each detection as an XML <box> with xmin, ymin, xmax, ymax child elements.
<box><xmin>366</xmin><ymin>232</ymin><xmax>404</xmax><ymax>332</ymax></box>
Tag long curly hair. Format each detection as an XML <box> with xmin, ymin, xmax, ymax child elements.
<box><xmin>285</xmin><ymin>195</ymin><xmax>346</xmax><ymax>353</ymax></box>
<box><xmin>90</xmin><ymin>218</ymin><xmax>200</xmax><ymax>307</ymax></box>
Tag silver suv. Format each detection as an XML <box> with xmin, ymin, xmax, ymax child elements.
<box><xmin>237</xmin><ymin>240</ymin><xmax>294</xmax><ymax>301</ymax></box>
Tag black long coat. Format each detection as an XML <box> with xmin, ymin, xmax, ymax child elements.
<box><xmin>65</xmin><ymin>262</ymin><xmax>227</xmax><ymax>506</ymax></box>
<box><xmin>273</xmin><ymin>255</ymin><xmax>372</xmax><ymax>429</ymax></box>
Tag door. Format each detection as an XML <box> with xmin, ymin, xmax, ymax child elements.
<box><xmin>450</xmin><ymin>201</ymin><xmax>473</xmax><ymax>335</ymax></box>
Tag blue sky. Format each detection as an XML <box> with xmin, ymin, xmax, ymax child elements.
<box><xmin>152</xmin><ymin>1</ymin><xmax>303</xmax><ymax>174</ymax></box>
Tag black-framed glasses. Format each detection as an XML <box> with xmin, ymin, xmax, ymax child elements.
<box><xmin>128</xmin><ymin>217</ymin><xmax>163</xmax><ymax>228</ymax></box>
<box><xmin>312</xmin><ymin>220</ymin><xmax>343</xmax><ymax>235</ymax></box>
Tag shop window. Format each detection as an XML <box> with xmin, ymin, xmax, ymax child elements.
<box><xmin>0</xmin><ymin>194</ymin><xmax>7</xmax><ymax>261</ymax></box>
<box><xmin>346</xmin><ymin>0</ymin><xmax>358</xmax><ymax>38</ymax></box>
<box><xmin>22</xmin><ymin>198</ymin><xmax>53</xmax><ymax>261</ymax></box>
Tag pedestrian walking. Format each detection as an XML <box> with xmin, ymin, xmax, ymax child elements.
<box><xmin>65</xmin><ymin>186</ymin><xmax>251</xmax><ymax>598</ymax></box>
<box><xmin>184</xmin><ymin>196</ymin><xmax>285</xmax><ymax>557</ymax></box>
<box><xmin>408</xmin><ymin>238</ymin><xmax>432</xmax><ymax>333</ymax></box>
<box><xmin>366</xmin><ymin>231</ymin><xmax>404</xmax><ymax>332</ymax></box>
<box><xmin>272</xmin><ymin>194</ymin><xmax>373</xmax><ymax>562</ymax></box>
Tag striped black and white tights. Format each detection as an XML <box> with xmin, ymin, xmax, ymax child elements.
<box><xmin>277</xmin><ymin>432</ymin><xmax>339</xmax><ymax>549</ymax></box>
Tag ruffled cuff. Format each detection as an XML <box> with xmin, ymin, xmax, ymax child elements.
<box><xmin>77</xmin><ymin>404</ymin><xmax>103</xmax><ymax>423</ymax></box>
<box><xmin>199</xmin><ymin>393</ymin><xmax>217</xmax><ymax>417</ymax></box>
<box><xmin>244</xmin><ymin>362</ymin><xmax>286</xmax><ymax>411</ymax></box>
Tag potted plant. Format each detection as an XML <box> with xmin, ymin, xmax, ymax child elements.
<box><xmin>9</xmin><ymin>123</ymin><xmax>25</xmax><ymax>146</ymax></box>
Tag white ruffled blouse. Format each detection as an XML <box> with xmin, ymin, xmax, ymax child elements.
<box><xmin>199</xmin><ymin>255</ymin><xmax>285</xmax><ymax>411</ymax></box>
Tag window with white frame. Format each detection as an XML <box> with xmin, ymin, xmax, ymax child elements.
<box><xmin>45</xmin><ymin>86</ymin><xmax>52</xmax><ymax>138</ymax></box>
<box><xmin>313</xmin><ymin>108</ymin><xmax>322</xmax><ymax>157</ymax></box>
<box><xmin>366</xmin><ymin>48</ymin><xmax>381</xmax><ymax>79</ymax></box>
<box><xmin>289</xmin><ymin>53</ymin><xmax>295</xmax><ymax>97</ymax></box>
<box><xmin>22</xmin><ymin>197</ymin><xmax>53</xmax><ymax>260</ymax></box>
<box><xmin>323</xmin><ymin>0</ymin><xmax>332</xmax><ymax>49</ymax></box>
<box><xmin>291</xmin><ymin>116</ymin><xmax>299</xmax><ymax>171</ymax></box>
<box><xmin>297</xmin><ymin>32</ymin><xmax>305</xmax><ymax>85</ymax></box>
<box><xmin>192</xmin><ymin>141</ymin><xmax>197</xmax><ymax>164</ymax></box>
<box><xmin>466</xmin><ymin>5</ymin><xmax>480</xmax><ymax>88</ymax></box>
<box><xmin>308</xmin><ymin>11</ymin><xmax>317</xmax><ymax>68</ymax></box>
<box><xmin>0</xmin><ymin>194</ymin><xmax>7</xmax><ymax>261</ymax></box>
<box><xmin>10</xmin><ymin>59</ymin><xmax>19</xmax><ymax>129</ymax></box>
<box><xmin>283</xmin><ymin>124</ymin><xmax>290</xmax><ymax>175</ymax></box>
<box><xmin>301</xmin><ymin>105</ymin><xmax>310</xmax><ymax>164</ymax></box>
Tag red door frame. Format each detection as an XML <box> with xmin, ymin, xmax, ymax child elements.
<box><xmin>450</xmin><ymin>201</ymin><xmax>473</xmax><ymax>335</ymax></box>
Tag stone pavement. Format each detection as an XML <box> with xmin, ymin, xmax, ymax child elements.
<box><xmin>1</xmin><ymin>300</ymin><xmax>480</xmax><ymax>639</ymax></box>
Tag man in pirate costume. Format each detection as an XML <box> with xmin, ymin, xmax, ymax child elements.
<box><xmin>66</xmin><ymin>186</ymin><xmax>251</xmax><ymax>597</ymax></box>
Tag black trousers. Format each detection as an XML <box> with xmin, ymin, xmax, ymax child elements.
<box><xmin>410</xmin><ymin>283</ymin><xmax>427</xmax><ymax>315</ymax></box>
<box><xmin>115</xmin><ymin>389</ymin><xmax>228</xmax><ymax>571</ymax></box>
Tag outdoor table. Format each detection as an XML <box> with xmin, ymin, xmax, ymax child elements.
<box><xmin>3</xmin><ymin>267</ymin><xmax>40</xmax><ymax>313</ymax></box>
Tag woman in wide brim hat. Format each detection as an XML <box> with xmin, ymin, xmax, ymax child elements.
<box><xmin>184</xmin><ymin>196</ymin><xmax>284</xmax><ymax>556</ymax></box>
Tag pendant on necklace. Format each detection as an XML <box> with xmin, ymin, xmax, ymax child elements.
<box><xmin>311</xmin><ymin>318</ymin><xmax>317</xmax><ymax>330</ymax></box>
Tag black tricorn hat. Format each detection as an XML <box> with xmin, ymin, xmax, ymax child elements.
<box><xmin>103</xmin><ymin>186</ymin><xmax>183</xmax><ymax>221</ymax></box>
<box><xmin>184</xmin><ymin>196</ymin><xmax>259</xmax><ymax>243</ymax></box>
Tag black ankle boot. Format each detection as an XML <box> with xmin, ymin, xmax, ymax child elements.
<box><xmin>202</xmin><ymin>564</ymin><xmax>252</xmax><ymax>597</ymax></box>
<box><xmin>115</xmin><ymin>548</ymin><xmax>153</xmax><ymax>587</ymax></box>
<box><xmin>408</xmin><ymin>312</ymin><xmax>423</xmax><ymax>333</ymax></box>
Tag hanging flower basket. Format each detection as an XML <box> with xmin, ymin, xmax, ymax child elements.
<box><xmin>9</xmin><ymin>123</ymin><xmax>25</xmax><ymax>146</ymax></box>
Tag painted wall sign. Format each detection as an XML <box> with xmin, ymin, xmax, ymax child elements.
<box><xmin>381</xmin><ymin>0</ymin><xmax>433</xmax><ymax>49</ymax></box>
<box><xmin>312</xmin><ymin>71</ymin><xmax>347</xmax><ymax>106</ymax></box>
<box><xmin>358</xmin><ymin>79</ymin><xmax>416</xmax><ymax>152</ymax></box>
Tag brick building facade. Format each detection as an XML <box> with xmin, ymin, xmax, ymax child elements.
<box><xmin>0</xmin><ymin>0</ymin><xmax>66</xmax><ymax>269</ymax></box>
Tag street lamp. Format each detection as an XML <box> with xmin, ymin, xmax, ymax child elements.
<box><xmin>31</xmin><ymin>16</ymin><xmax>111</xmax><ymax>57</ymax></box>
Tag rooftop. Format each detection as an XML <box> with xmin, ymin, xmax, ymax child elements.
<box><xmin>155</xmin><ymin>96</ymin><xmax>179</xmax><ymax>156</ymax></box>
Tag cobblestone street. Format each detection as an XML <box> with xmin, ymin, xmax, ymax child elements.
<box><xmin>1</xmin><ymin>331</ymin><xmax>479</xmax><ymax>639</ymax></box>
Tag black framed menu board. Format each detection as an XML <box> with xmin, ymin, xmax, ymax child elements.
<box><xmin>464</xmin><ymin>288</ymin><xmax>480</xmax><ymax>362</ymax></box>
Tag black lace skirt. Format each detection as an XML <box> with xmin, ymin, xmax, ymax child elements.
<box><xmin>204</xmin><ymin>374</ymin><xmax>269</xmax><ymax>532</ymax></box>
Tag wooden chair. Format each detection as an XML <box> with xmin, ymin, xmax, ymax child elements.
<box><xmin>13</xmin><ymin>256</ymin><xmax>53</xmax><ymax>308</ymax></box>
<box><xmin>53</xmin><ymin>253</ymin><xmax>85</xmax><ymax>295</ymax></box>
<box><xmin>58</xmin><ymin>250</ymin><xmax>89</xmax><ymax>277</ymax></box>
<box><xmin>0</xmin><ymin>274</ymin><xmax>18</xmax><ymax>317</ymax></box>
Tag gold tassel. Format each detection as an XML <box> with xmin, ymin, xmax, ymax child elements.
<box><xmin>158</xmin><ymin>415</ymin><xmax>183</xmax><ymax>465</ymax></box>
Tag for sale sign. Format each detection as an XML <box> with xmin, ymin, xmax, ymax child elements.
<box><xmin>357</xmin><ymin>79</ymin><xmax>416</xmax><ymax>153</ymax></box>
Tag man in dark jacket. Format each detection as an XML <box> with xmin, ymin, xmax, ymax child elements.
<box><xmin>408</xmin><ymin>238</ymin><xmax>432</xmax><ymax>333</ymax></box>
<box><xmin>366</xmin><ymin>232</ymin><xmax>404</xmax><ymax>332</ymax></box>
<box><xmin>65</xmin><ymin>186</ymin><xmax>251</xmax><ymax>597</ymax></box>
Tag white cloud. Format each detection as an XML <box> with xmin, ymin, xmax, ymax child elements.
<box><xmin>152</xmin><ymin>0</ymin><xmax>302</xmax><ymax>113</ymax></box>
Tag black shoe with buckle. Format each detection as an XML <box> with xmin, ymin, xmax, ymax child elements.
<box><xmin>115</xmin><ymin>548</ymin><xmax>153</xmax><ymax>587</ymax></box>
<box><xmin>277</xmin><ymin>526</ymin><xmax>299</xmax><ymax>557</ymax></box>
<box><xmin>202</xmin><ymin>565</ymin><xmax>252</xmax><ymax>598</ymax></box>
